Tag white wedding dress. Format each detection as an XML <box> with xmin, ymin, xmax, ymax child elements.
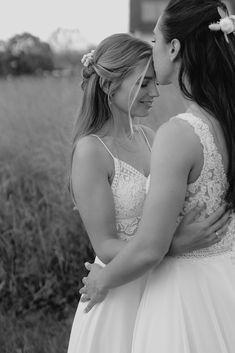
<box><xmin>67</xmin><ymin>128</ymin><xmax>151</xmax><ymax>353</ymax></box>
<box><xmin>132</xmin><ymin>113</ymin><xmax>235</xmax><ymax>353</ymax></box>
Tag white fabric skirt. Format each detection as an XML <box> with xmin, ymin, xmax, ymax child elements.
<box><xmin>132</xmin><ymin>251</ymin><xmax>235</xmax><ymax>353</ymax></box>
<box><xmin>67</xmin><ymin>256</ymin><xmax>147</xmax><ymax>353</ymax></box>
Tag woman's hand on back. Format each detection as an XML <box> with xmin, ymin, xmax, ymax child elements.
<box><xmin>169</xmin><ymin>205</ymin><xmax>230</xmax><ymax>255</ymax></box>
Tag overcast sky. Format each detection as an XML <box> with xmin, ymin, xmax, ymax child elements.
<box><xmin>0</xmin><ymin>0</ymin><xmax>129</xmax><ymax>44</ymax></box>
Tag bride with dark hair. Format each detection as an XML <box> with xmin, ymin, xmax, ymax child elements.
<box><xmin>81</xmin><ymin>1</ymin><xmax>235</xmax><ymax>352</ymax></box>
<box><xmin>67</xmin><ymin>31</ymin><xmax>227</xmax><ymax>353</ymax></box>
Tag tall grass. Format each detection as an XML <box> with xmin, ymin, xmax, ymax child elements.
<box><xmin>0</xmin><ymin>75</ymin><xmax>184</xmax><ymax>352</ymax></box>
<box><xmin>0</xmin><ymin>75</ymin><xmax>95</xmax><ymax>353</ymax></box>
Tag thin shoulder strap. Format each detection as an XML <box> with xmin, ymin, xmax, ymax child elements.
<box><xmin>90</xmin><ymin>134</ymin><xmax>116</xmax><ymax>160</ymax></box>
<box><xmin>70</xmin><ymin>134</ymin><xmax>115</xmax><ymax>211</ymax></box>
<box><xmin>138</xmin><ymin>126</ymin><xmax>151</xmax><ymax>151</ymax></box>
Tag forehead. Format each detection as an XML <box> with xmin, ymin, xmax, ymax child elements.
<box><xmin>124</xmin><ymin>58</ymin><xmax>153</xmax><ymax>83</ymax></box>
<box><xmin>153</xmin><ymin>15</ymin><xmax>162</xmax><ymax>35</ymax></box>
<box><xmin>144</xmin><ymin>63</ymin><xmax>155</xmax><ymax>77</ymax></box>
<box><xmin>134</xmin><ymin>60</ymin><xmax>155</xmax><ymax>83</ymax></box>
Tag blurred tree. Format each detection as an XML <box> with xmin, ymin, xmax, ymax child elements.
<box><xmin>0</xmin><ymin>40</ymin><xmax>10</xmax><ymax>76</ymax></box>
<box><xmin>0</xmin><ymin>33</ymin><xmax>54</xmax><ymax>76</ymax></box>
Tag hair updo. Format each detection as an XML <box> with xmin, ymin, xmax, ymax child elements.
<box><xmin>81</xmin><ymin>64</ymin><xmax>96</xmax><ymax>88</ymax></box>
<box><xmin>73</xmin><ymin>33</ymin><xmax>152</xmax><ymax>140</ymax></box>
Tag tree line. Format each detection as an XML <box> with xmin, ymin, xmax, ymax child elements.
<box><xmin>0</xmin><ymin>33</ymin><xmax>84</xmax><ymax>77</ymax></box>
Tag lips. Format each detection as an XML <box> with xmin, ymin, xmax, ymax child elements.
<box><xmin>140</xmin><ymin>101</ymin><xmax>153</xmax><ymax>108</ymax></box>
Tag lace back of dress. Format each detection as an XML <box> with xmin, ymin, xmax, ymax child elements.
<box><xmin>172</xmin><ymin>113</ymin><xmax>234</xmax><ymax>259</ymax></box>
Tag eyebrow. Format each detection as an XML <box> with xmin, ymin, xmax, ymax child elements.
<box><xmin>136</xmin><ymin>74</ymin><xmax>154</xmax><ymax>85</ymax></box>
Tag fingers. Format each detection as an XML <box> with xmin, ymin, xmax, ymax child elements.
<box><xmin>82</xmin><ymin>277</ymin><xmax>88</xmax><ymax>285</ymax></box>
<box><xmin>80</xmin><ymin>294</ymin><xmax>90</xmax><ymax>302</ymax></box>
<box><xmin>204</xmin><ymin>205</ymin><xmax>227</xmax><ymax>227</ymax></box>
<box><xmin>216</xmin><ymin>222</ymin><xmax>229</xmax><ymax>237</ymax></box>
<box><xmin>208</xmin><ymin>211</ymin><xmax>230</xmax><ymax>234</ymax></box>
<box><xmin>183</xmin><ymin>206</ymin><xmax>201</xmax><ymax>223</ymax></box>
<box><xmin>84</xmin><ymin>299</ymin><xmax>96</xmax><ymax>313</ymax></box>
<box><xmin>199</xmin><ymin>221</ymin><xmax>228</xmax><ymax>249</ymax></box>
<box><xmin>85</xmin><ymin>262</ymin><xmax>92</xmax><ymax>271</ymax></box>
<box><xmin>79</xmin><ymin>286</ymin><xmax>87</xmax><ymax>295</ymax></box>
<box><xmin>194</xmin><ymin>231</ymin><xmax>220</xmax><ymax>250</ymax></box>
<box><xmin>199</xmin><ymin>235</ymin><xmax>220</xmax><ymax>248</ymax></box>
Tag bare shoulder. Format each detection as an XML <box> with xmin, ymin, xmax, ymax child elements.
<box><xmin>137</xmin><ymin>124</ymin><xmax>155</xmax><ymax>146</ymax></box>
<box><xmin>152</xmin><ymin>116</ymin><xmax>201</xmax><ymax>164</ymax></box>
<box><xmin>72</xmin><ymin>135</ymin><xmax>111</xmax><ymax>175</ymax></box>
<box><xmin>156</xmin><ymin>116</ymin><xmax>201</xmax><ymax>146</ymax></box>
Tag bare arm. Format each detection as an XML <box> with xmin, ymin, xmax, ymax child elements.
<box><xmin>94</xmin><ymin>120</ymin><xmax>192</xmax><ymax>287</ymax></box>
<box><xmin>81</xmin><ymin>119</ymin><xmax>199</xmax><ymax>310</ymax></box>
<box><xmin>72</xmin><ymin>136</ymin><xmax>126</xmax><ymax>264</ymax></box>
<box><xmin>137</xmin><ymin>124</ymin><xmax>230</xmax><ymax>255</ymax></box>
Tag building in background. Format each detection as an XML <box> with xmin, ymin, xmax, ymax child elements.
<box><xmin>130</xmin><ymin>0</ymin><xmax>235</xmax><ymax>36</ymax></box>
<box><xmin>130</xmin><ymin>0</ymin><xmax>166</xmax><ymax>36</ymax></box>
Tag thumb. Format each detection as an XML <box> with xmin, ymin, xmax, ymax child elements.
<box><xmin>183</xmin><ymin>206</ymin><xmax>201</xmax><ymax>223</ymax></box>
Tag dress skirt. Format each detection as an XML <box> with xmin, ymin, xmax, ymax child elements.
<box><xmin>132</xmin><ymin>251</ymin><xmax>235</xmax><ymax>353</ymax></box>
<box><xmin>67</xmin><ymin>257</ymin><xmax>147</xmax><ymax>353</ymax></box>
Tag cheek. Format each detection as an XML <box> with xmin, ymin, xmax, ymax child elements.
<box><xmin>113</xmin><ymin>90</ymin><xmax>129</xmax><ymax>108</ymax></box>
<box><xmin>155</xmin><ymin>57</ymin><xmax>172</xmax><ymax>85</ymax></box>
<box><xmin>153</xmin><ymin>46</ymin><xmax>164</xmax><ymax>74</ymax></box>
<box><xmin>153</xmin><ymin>46</ymin><xmax>158</xmax><ymax>73</ymax></box>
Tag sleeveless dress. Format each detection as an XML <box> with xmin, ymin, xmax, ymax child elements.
<box><xmin>67</xmin><ymin>128</ymin><xmax>151</xmax><ymax>353</ymax></box>
<box><xmin>132</xmin><ymin>113</ymin><xmax>235</xmax><ymax>353</ymax></box>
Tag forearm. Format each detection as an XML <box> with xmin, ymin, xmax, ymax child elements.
<box><xmin>95</xmin><ymin>238</ymin><xmax>127</xmax><ymax>264</ymax></box>
<box><xmin>168</xmin><ymin>236</ymin><xmax>196</xmax><ymax>255</ymax></box>
<box><xmin>97</xmin><ymin>238</ymin><xmax>165</xmax><ymax>289</ymax></box>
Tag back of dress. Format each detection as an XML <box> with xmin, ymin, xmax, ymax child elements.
<box><xmin>132</xmin><ymin>112</ymin><xmax>235</xmax><ymax>353</ymax></box>
<box><xmin>174</xmin><ymin>113</ymin><xmax>235</xmax><ymax>258</ymax></box>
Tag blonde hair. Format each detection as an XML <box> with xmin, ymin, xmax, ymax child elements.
<box><xmin>72</xmin><ymin>33</ymin><xmax>153</xmax><ymax>147</ymax></box>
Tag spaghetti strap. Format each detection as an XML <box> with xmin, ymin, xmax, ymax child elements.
<box><xmin>70</xmin><ymin>134</ymin><xmax>116</xmax><ymax>211</ymax></box>
<box><xmin>90</xmin><ymin>134</ymin><xmax>116</xmax><ymax>160</ymax></box>
<box><xmin>138</xmin><ymin>126</ymin><xmax>151</xmax><ymax>151</ymax></box>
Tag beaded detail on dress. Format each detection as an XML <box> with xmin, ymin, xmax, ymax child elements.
<box><xmin>87</xmin><ymin>128</ymin><xmax>150</xmax><ymax>242</ymax></box>
<box><xmin>171</xmin><ymin>113</ymin><xmax>235</xmax><ymax>259</ymax></box>
<box><xmin>111</xmin><ymin>158</ymin><xmax>147</xmax><ymax>241</ymax></box>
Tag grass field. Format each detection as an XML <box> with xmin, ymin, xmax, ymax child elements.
<box><xmin>0</xmin><ymin>75</ymin><xmax>184</xmax><ymax>353</ymax></box>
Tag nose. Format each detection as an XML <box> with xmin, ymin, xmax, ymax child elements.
<box><xmin>148</xmin><ymin>80</ymin><xmax>160</xmax><ymax>98</ymax></box>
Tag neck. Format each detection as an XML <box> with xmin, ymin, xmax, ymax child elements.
<box><xmin>171</xmin><ymin>74</ymin><xmax>199</xmax><ymax>112</ymax></box>
<box><xmin>105</xmin><ymin>107</ymin><xmax>134</xmax><ymax>139</ymax></box>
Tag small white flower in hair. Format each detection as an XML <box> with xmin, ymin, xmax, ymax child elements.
<box><xmin>81</xmin><ymin>49</ymin><xmax>95</xmax><ymax>67</ymax></box>
<box><xmin>220</xmin><ymin>17</ymin><xmax>235</xmax><ymax>34</ymax></box>
<box><xmin>209</xmin><ymin>7</ymin><xmax>235</xmax><ymax>43</ymax></box>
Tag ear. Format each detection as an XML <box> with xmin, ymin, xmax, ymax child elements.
<box><xmin>101</xmin><ymin>80</ymin><xmax>111</xmax><ymax>95</ymax></box>
<box><xmin>169</xmin><ymin>38</ymin><xmax>181</xmax><ymax>62</ymax></box>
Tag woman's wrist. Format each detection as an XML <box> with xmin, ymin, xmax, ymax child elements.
<box><xmin>98</xmin><ymin>269</ymin><xmax>110</xmax><ymax>291</ymax></box>
<box><xmin>168</xmin><ymin>238</ymin><xmax>186</xmax><ymax>255</ymax></box>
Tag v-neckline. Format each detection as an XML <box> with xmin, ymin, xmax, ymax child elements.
<box><xmin>114</xmin><ymin>157</ymin><xmax>149</xmax><ymax>179</ymax></box>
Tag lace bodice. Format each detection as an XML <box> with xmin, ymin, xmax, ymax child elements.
<box><xmin>111</xmin><ymin>158</ymin><xmax>147</xmax><ymax>241</ymax></box>
<box><xmin>90</xmin><ymin>128</ymin><xmax>150</xmax><ymax>241</ymax></box>
<box><xmin>172</xmin><ymin>113</ymin><xmax>235</xmax><ymax>258</ymax></box>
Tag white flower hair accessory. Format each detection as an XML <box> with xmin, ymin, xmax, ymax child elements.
<box><xmin>209</xmin><ymin>7</ymin><xmax>235</xmax><ymax>43</ymax></box>
<box><xmin>81</xmin><ymin>49</ymin><xmax>95</xmax><ymax>67</ymax></box>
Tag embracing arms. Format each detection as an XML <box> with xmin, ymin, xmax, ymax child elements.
<box><xmin>82</xmin><ymin>120</ymin><xmax>193</xmax><ymax>287</ymax></box>
<box><xmin>72</xmin><ymin>133</ymin><xmax>227</xmax><ymax>267</ymax></box>
<box><xmin>71</xmin><ymin>136</ymin><xmax>126</xmax><ymax>264</ymax></box>
<box><xmin>80</xmin><ymin>120</ymin><xmax>229</xmax><ymax>311</ymax></box>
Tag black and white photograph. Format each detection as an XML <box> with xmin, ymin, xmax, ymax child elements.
<box><xmin>1</xmin><ymin>0</ymin><xmax>235</xmax><ymax>352</ymax></box>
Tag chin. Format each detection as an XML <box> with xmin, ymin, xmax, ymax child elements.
<box><xmin>158</xmin><ymin>77</ymin><xmax>172</xmax><ymax>86</ymax></box>
<box><xmin>137</xmin><ymin>111</ymin><xmax>150</xmax><ymax>118</ymax></box>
